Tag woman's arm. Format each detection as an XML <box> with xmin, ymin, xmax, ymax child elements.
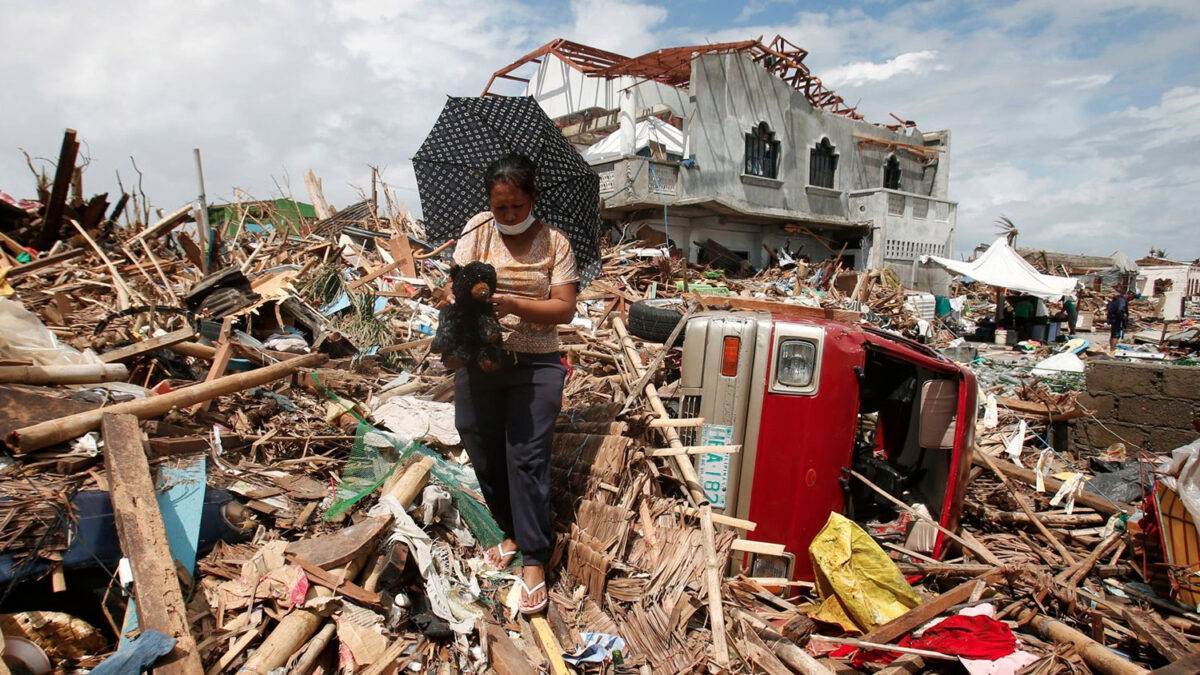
<box><xmin>491</xmin><ymin>283</ymin><xmax>577</xmax><ymax>324</ymax></box>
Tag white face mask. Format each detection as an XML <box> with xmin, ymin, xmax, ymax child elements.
<box><xmin>495</xmin><ymin>212</ymin><xmax>536</xmax><ymax>236</ymax></box>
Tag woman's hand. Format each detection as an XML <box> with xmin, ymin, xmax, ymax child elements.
<box><xmin>490</xmin><ymin>293</ymin><xmax>520</xmax><ymax>318</ymax></box>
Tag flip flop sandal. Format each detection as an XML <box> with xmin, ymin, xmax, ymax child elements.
<box><xmin>487</xmin><ymin>543</ymin><xmax>517</xmax><ymax>571</ymax></box>
<box><xmin>517</xmin><ymin>579</ymin><xmax>547</xmax><ymax>615</ymax></box>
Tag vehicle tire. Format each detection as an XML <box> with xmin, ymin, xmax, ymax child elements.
<box><xmin>628</xmin><ymin>298</ymin><xmax>687</xmax><ymax>344</ymax></box>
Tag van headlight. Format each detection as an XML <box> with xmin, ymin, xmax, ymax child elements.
<box><xmin>776</xmin><ymin>340</ymin><xmax>815</xmax><ymax>386</ymax></box>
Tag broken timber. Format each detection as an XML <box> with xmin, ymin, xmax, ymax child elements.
<box><xmin>7</xmin><ymin>352</ymin><xmax>327</xmax><ymax>453</ymax></box>
<box><xmin>102</xmin><ymin>413</ymin><xmax>203</xmax><ymax>675</ymax></box>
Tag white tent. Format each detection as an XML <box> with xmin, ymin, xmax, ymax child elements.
<box><xmin>581</xmin><ymin>117</ymin><xmax>684</xmax><ymax>161</ymax></box>
<box><xmin>922</xmin><ymin>237</ymin><xmax>1078</xmax><ymax>301</ymax></box>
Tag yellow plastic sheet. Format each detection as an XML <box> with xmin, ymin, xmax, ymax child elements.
<box><xmin>807</xmin><ymin>512</ymin><xmax>921</xmax><ymax>633</ymax></box>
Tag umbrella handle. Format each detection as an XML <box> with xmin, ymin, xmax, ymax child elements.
<box><xmin>415</xmin><ymin>239</ymin><xmax>455</xmax><ymax>260</ymax></box>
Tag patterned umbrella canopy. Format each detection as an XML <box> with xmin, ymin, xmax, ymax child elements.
<box><xmin>413</xmin><ymin>96</ymin><xmax>602</xmax><ymax>285</ymax></box>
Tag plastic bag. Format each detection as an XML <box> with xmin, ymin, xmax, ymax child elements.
<box><xmin>808</xmin><ymin>512</ymin><xmax>922</xmax><ymax>633</ymax></box>
<box><xmin>0</xmin><ymin>298</ymin><xmax>101</xmax><ymax>366</ymax></box>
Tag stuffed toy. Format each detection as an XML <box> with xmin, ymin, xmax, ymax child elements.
<box><xmin>431</xmin><ymin>261</ymin><xmax>503</xmax><ymax>371</ymax></box>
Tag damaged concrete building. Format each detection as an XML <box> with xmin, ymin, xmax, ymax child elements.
<box><xmin>483</xmin><ymin>36</ymin><xmax>955</xmax><ymax>272</ymax></box>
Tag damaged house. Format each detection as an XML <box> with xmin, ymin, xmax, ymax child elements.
<box><xmin>483</xmin><ymin>36</ymin><xmax>955</xmax><ymax>273</ymax></box>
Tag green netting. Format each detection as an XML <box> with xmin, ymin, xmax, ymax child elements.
<box><xmin>315</xmin><ymin>374</ymin><xmax>505</xmax><ymax>547</ymax></box>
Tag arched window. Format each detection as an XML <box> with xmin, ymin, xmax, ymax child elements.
<box><xmin>809</xmin><ymin>138</ymin><xmax>838</xmax><ymax>188</ymax></box>
<box><xmin>744</xmin><ymin>122</ymin><xmax>780</xmax><ymax>179</ymax></box>
<box><xmin>883</xmin><ymin>154</ymin><xmax>901</xmax><ymax>190</ymax></box>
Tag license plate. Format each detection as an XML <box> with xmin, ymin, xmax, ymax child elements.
<box><xmin>697</xmin><ymin>424</ymin><xmax>734</xmax><ymax>509</ymax></box>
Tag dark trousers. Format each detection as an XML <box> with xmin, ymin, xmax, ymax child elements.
<box><xmin>454</xmin><ymin>351</ymin><xmax>565</xmax><ymax>565</ymax></box>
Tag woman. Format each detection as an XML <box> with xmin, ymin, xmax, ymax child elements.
<box><xmin>451</xmin><ymin>154</ymin><xmax>578</xmax><ymax>614</ymax></box>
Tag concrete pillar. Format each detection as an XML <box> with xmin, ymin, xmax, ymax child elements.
<box><xmin>617</xmin><ymin>86</ymin><xmax>637</xmax><ymax>156</ymax></box>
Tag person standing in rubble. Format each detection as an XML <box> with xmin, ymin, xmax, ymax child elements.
<box><xmin>451</xmin><ymin>154</ymin><xmax>578</xmax><ymax>615</ymax></box>
<box><xmin>1107</xmin><ymin>290</ymin><xmax>1130</xmax><ymax>352</ymax></box>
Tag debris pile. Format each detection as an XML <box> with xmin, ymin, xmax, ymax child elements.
<box><xmin>0</xmin><ymin>129</ymin><xmax>1196</xmax><ymax>673</ymax></box>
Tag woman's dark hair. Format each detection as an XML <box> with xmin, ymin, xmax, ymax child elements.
<box><xmin>484</xmin><ymin>154</ymin><xmax>538</xmax><ymax>198</ymax></box>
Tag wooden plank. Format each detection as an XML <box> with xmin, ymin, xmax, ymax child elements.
<box><xmin>286</xmin><ymin>554</ymin><xmax>383</xmax><ymax>608</ymax></box>
<box><xmin>731</xmin><ymin>539</ymin><xmax>787</xmax><ymax>556</ymax></box>
<box><xmin>5</xmin><ymin>248</ymin><xmax>87</xmax><ymax>279</ymax></box>
<box><xmin>100</xmin><ymin>328</ymin><xmax>195</xmax><ymax>364</ymax></box>
<box><xmin>304</xmin><ymin>170</ymin><xmax>333</xmax><ymax>220</ymax></box>
<box><xmin>7</xmin><ymin>352</ymin><xmax>327</xmax><ymax>453</ymax></box>
<box><xmin>0</xmin><ymin>386</ymin><xmax>99</xmax><ymax>438</ymax></box>
<box><xmin>347</xmin><ymin>259</ymin><xmax>401</xmax><ymax>290</ymax></box>
<box><xmin>284</xmin><ymin>515</ymin><xmax>391</xmax><ymax>569</ymax></box>
<box><xmin>388</xmin><ymin>234</ymin><xmax>417</xmax><ymax>277</ymax></box>
<box><xmin>861</xmin><ymin>574</ymin><xmax>996</xmax><ymax>645</ymax></box>
<box><xmin>651</xmin><ymin>444</ymin><xmax>740</xmax><ymax>457</ymax></box>
<box><xmin>131</xmin><ymin>204</ymin><xmax>194</xmax><ymax>243</ymax></box>
<box><xmin>34</xmin><ymin>129</ymin><xmax>79</xmax><ymax>251</ymax></box>
<box><xmin>102</xmin><ymin>413</ymin><xmax>203</xmax><ymax>675</ymax></box>
<box><xmin>189</xmin><ymin>318</ymin><xmax>234</xmax><ymax>414</ymax></box>
<box><xmin>483</xmin><ymin>622</ymin><xmax>538</xmax><ymax>675</ymax></box>
<box><xmin>1123</xmin><ymin>608</ymin><xmax>1196</xmax><ymax>663</ymax></box>
<box><xmin>528</xmin><ymin>615</ymin><xmax>569</xmax><ymax>675</ymax></box>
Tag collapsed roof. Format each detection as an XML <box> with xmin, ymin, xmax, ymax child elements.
<box><xmin>483</xmin><ymin>35</ymin><xmax>877</xmax><ymax>124</ymax></box>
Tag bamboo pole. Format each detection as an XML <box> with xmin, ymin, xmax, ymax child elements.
<box><xmin>0</xmin><ymin>363</ymin><xmax>128</xmax><ymax>385</ymax></box>
<box><xmin>1020</xmin><ymin>611</ymin><xmax>1149</xmax><ymax>675</ymax></box>
<box><xmin>733</xmin><ymin>608</ymin><xmax>833</xmax><ymax>675</ymax></box>
<box><xmin>613</xmin><ymin>317</ymin><xmax>729</xmax><ymax>667</ymax></box>
<box><xmin>6</xmin><ymin>352</ymin><xmax>327</xmax><ymax>453</ymax></box>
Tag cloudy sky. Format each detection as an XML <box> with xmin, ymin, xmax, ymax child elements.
<box><xmin>3</xmin><ymin>0</ymin><xmax>1198</xmax><ymax>260</ymax></box>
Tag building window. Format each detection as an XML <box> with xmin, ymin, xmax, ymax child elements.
<box><xmin>883</xmin><ymin>155</ymin><xmax>901</xmax><ymax>190</ymax></box>
<box><xmin>744</xmin><ymin>122</ymin><xmax>780</xmax><ymax>179</ymax></box>
<box><xmin>809</xmin><ymin>137</ymin><xmax>838</xmax><ymax>189</ymax></box>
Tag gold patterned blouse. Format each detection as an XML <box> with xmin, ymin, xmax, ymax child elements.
<box><xmin>452</xmin><ymin>211</ymin><xmax>579</xmax><ymax>354</ymax></box>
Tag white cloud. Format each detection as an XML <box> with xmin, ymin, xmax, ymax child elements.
<box><xmin>1047</xmin><ymin>74</ymin><xmax>1114</xmax><ymax>90</ymax></box>
<box><xmin>822</xmin><ymin>50</ymin><xmax>942</xmax><ymax>87</ymax></box>
<box><xmin>558</xmin><ymin>0</ymin><xmax>669</xmax><ymax>57</ymax></box>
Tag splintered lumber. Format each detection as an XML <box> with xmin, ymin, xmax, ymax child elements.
<box><xmin>651</xmin><ymin>444</ymin><xmax>740</xmax><ymax>457</ymax></box>
<box><xmin>972</xmin><ymin>452</ymin><xmax>1131</xmax><ymax>515</ymax></box>
<box><xmin>241</xmin><ymin>460</ymin><xmax>430</xmax><ymax>674</ymax></box>
<box><xmin>34</xmin><ymin>129</ymin><xmax>79</xmax><ymax>251</ymax></box>
<box><xmin>733</xmin><ymin>608</ymin><xmax>834</xmax><ymax>675</ymax></box>
<box><xmin>388</xmin><ymin>233</ymin><xmax>417</xmax><ymax>277</ymax></box>
<box><xmin>1021</xmin><ymin>611</ymin><xmax>1149</xmax><ymax>675</ymax></box>
<box><xmin>849</xmin><ymin>469</ymin><xmax>1002</xmax><ymax>565</ymax></box>
<box><xmin>101</xmin><ymin>414</ymin><xmax>203</xmax><ymax>675</ymax></box>
<box><xmin>484</xmin><ymin>622</ymin><xmax>538</xmax><ymax>675</ymax></box>
<box><xmin>614</xmin><ymin>316</ymin><xmax>729</xmax><ymax>667</ymax></box>
<box><xmin>978</xmin><ymin>451</ymin><xmax>1076</xmax><ymax>565</ymax></box>
<box><xmin>285</xmin><ymin>515</ymin><xmax>390</xmax><ymax>569</ymax></box>
<box><xmin>5</xmin><ymin>247</ymin><xmax>87</xmax><ymax>279</ymax></box>
<box><xmin>131</xmin><ymin>204</ymin><xmax>194</xmax><ymax>242</ymax></box>
<box><xmin>190</xmin><ymin>318</ymin><xmax>234</xmax><ymax>414</ymax></box>
<box><xmin>6</xmin><ymin>352</ymin><xmax>326</xmax><ymax>453</ymax></box>
<box><xmin>1121</xmin><ymin>608</ymin><xmax>1196</xmax><ymax>663</ymax></box>
<box><xmin>0</xmin><ymin>363</ymin><xmax>128</xmax><ymax>385</ymax></box>
<box><xmin>100</xmin><ymin>327</ymin><xmax>196</xmax><ymax>363</ymax></box>
<box><xmin>861</xmin><ymin>572</ymin><xmax>998</xmax><ymax>645</ymax></box>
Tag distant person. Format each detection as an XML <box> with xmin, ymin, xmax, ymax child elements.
<box><xmin>1064</xmin><ymin>296</ymin><xmax>1078</xmax><ymax>335</ymax></box>
<box><xmin>1106</xmin><ymin>291</ymin><xmax>1130</xmax><ymax>352</ymax></box>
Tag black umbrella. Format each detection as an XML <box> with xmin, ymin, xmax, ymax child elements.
<box><xmin>412</xmin><ymin>96</ymin><xmax>602</xmax><ymax>285</ymax></box>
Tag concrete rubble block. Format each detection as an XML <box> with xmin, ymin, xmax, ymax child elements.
<box><xmin>1117</xmin><ymin>396</ymin><xmax>1195</xmax><ymax>427</ymax></box>
<box><xmin>1147</xmin><ymin>427</ymin><xmax>1200</xmax><ymax>454</ymax></box>
<box><xmin>1075</xmin><ymin>420</ymin><xmax>1146</xmax><ymax>453</ymax></box>
<box><xmin>1086</xmin><ymin>360</ymin><xmax>1161</xmax><ymax>397</ymax></box>
<box><xmin>1162</xmin><ymin>366</ymin><xmax>1200</xmax><ymax>400</ymax></box>
<box><xmin>1076</xmin><ymin>393</ymin><xmax>1116</xmax><ymax>417</ymax></box>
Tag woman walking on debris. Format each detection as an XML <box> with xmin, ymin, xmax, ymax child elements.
<box><xmin>451</xmin><ymin>154</ymin><xmax>578</xmax><ymax>615</ymax></box>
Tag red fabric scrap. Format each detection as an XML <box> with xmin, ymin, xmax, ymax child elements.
<box><xmin>903</xmin><ymin>614</ymin><xmax>1016</xmax><ymax>660</ymax></box>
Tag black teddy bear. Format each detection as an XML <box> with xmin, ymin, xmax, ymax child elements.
<box><xmin>431</xmin><ymin>261</ymin><xmax>503</xmax><ymax>372</ymax></box>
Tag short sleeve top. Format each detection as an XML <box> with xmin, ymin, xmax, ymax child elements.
<box><xmin>452</xmin><ymin>211</ymin><xmax>578</xmax><ymax>354</ymax></box>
